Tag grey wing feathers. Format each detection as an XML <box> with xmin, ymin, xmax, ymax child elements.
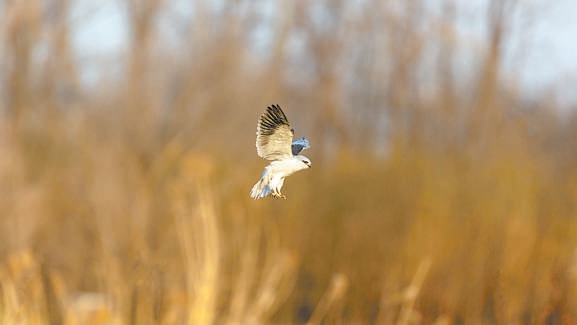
<box><xmin>256</xmin><ymin>104</ymin><xmax>294</xmax><ymax>160</ymax></box>
<box><xmin>291</xmin><ymin>137</ymin><xmax>310</xmax><ymax>156</ymax></box>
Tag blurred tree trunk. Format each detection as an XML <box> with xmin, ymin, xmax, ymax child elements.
<box><xmin>470</xmin><ymin>0</ymin><xmax>519</xmax><ymax>153</ymax></box>
<box><xmin>5</xmin><ymin>1</ymin><xmax>42</xmax><ymax>129</ymax></box>
<box><xmin>126</xmin><ymin>0</ymin><xmax>160</xmax><ymax>141</ymax></box>
<box><xmin>43</xmin><ymin>0</ymin><xmax>77</xmax><ymax>118</ymax></box>
<box><xmin>386</xmin><ymin>0</ymin><xmax>424</xmax><ymax>146</ymax></box>
<box><xmin>307</xmin><ymin>0</ymin><xmax>350</xmax><ymax>158</ymax></box>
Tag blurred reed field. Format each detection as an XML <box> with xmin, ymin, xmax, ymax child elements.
<box><xmin>1</xmin><ymin>0</ymin><xmax>577</xmax><ymax>324</ymax></box>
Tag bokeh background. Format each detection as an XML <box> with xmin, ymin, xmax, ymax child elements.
<box><xmin>1</xmin><ymin>0</ymin><xmax>577</xmax><ymax>324</ymax></box>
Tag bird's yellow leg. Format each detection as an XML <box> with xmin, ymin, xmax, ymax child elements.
<box><xmin>271</xmin><ymin>189</ymin><xmax>280</xmax><ymax>199</ymax></box>
<box><xmin>271</xmin><ymin>189</ymin><xmax>286</xmax><ymax>199</ymax></box>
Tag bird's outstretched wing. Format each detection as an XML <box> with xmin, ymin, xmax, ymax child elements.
<box><xmin>256</xmin><ymin>104</ymin><xmax>294</xmax><ymax>160</ymax></box>
<box><xmin>291</xmin><ymin>137</ymin><xmax>310</xmax><ymax>156</ymax></box>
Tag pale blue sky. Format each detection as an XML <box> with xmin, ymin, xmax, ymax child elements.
<box><xmin>71</xmin><ymin>0</ymin><xmax>577</xmax><ymax>104</ymax></box>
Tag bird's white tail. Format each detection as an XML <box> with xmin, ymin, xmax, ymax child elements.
<box><xmin>250</xmin><ymin>176</ymin><xmax>271</xmax><ymax>199</ymax></box>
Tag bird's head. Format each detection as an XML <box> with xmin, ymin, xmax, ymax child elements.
<box><xmin>300</xmin><ymin>156</ymin><xmax>312</xmax><ymax>169</ymax></box>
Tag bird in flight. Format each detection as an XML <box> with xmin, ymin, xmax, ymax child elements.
<box><xmin>250</xmin><ymin>104</ymin><xmax>311</xmax><ymax>199</ymax></box>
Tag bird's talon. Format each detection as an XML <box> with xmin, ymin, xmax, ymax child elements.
<box><xmin>271</xmin><ymin>191</ymin><xmax>286</xmax><ymax>199</ymax></box>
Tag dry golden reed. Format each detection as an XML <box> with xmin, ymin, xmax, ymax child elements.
<box><xmin>1</xmin><ymin>0</ymin><xmax>577</xmax><ymax>324</ymax></box>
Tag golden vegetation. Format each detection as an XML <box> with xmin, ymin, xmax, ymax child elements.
<box><xmin>1</xmin><ymin>0</ymin><xmax>577</xmax><ymax>324</ymax></box>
